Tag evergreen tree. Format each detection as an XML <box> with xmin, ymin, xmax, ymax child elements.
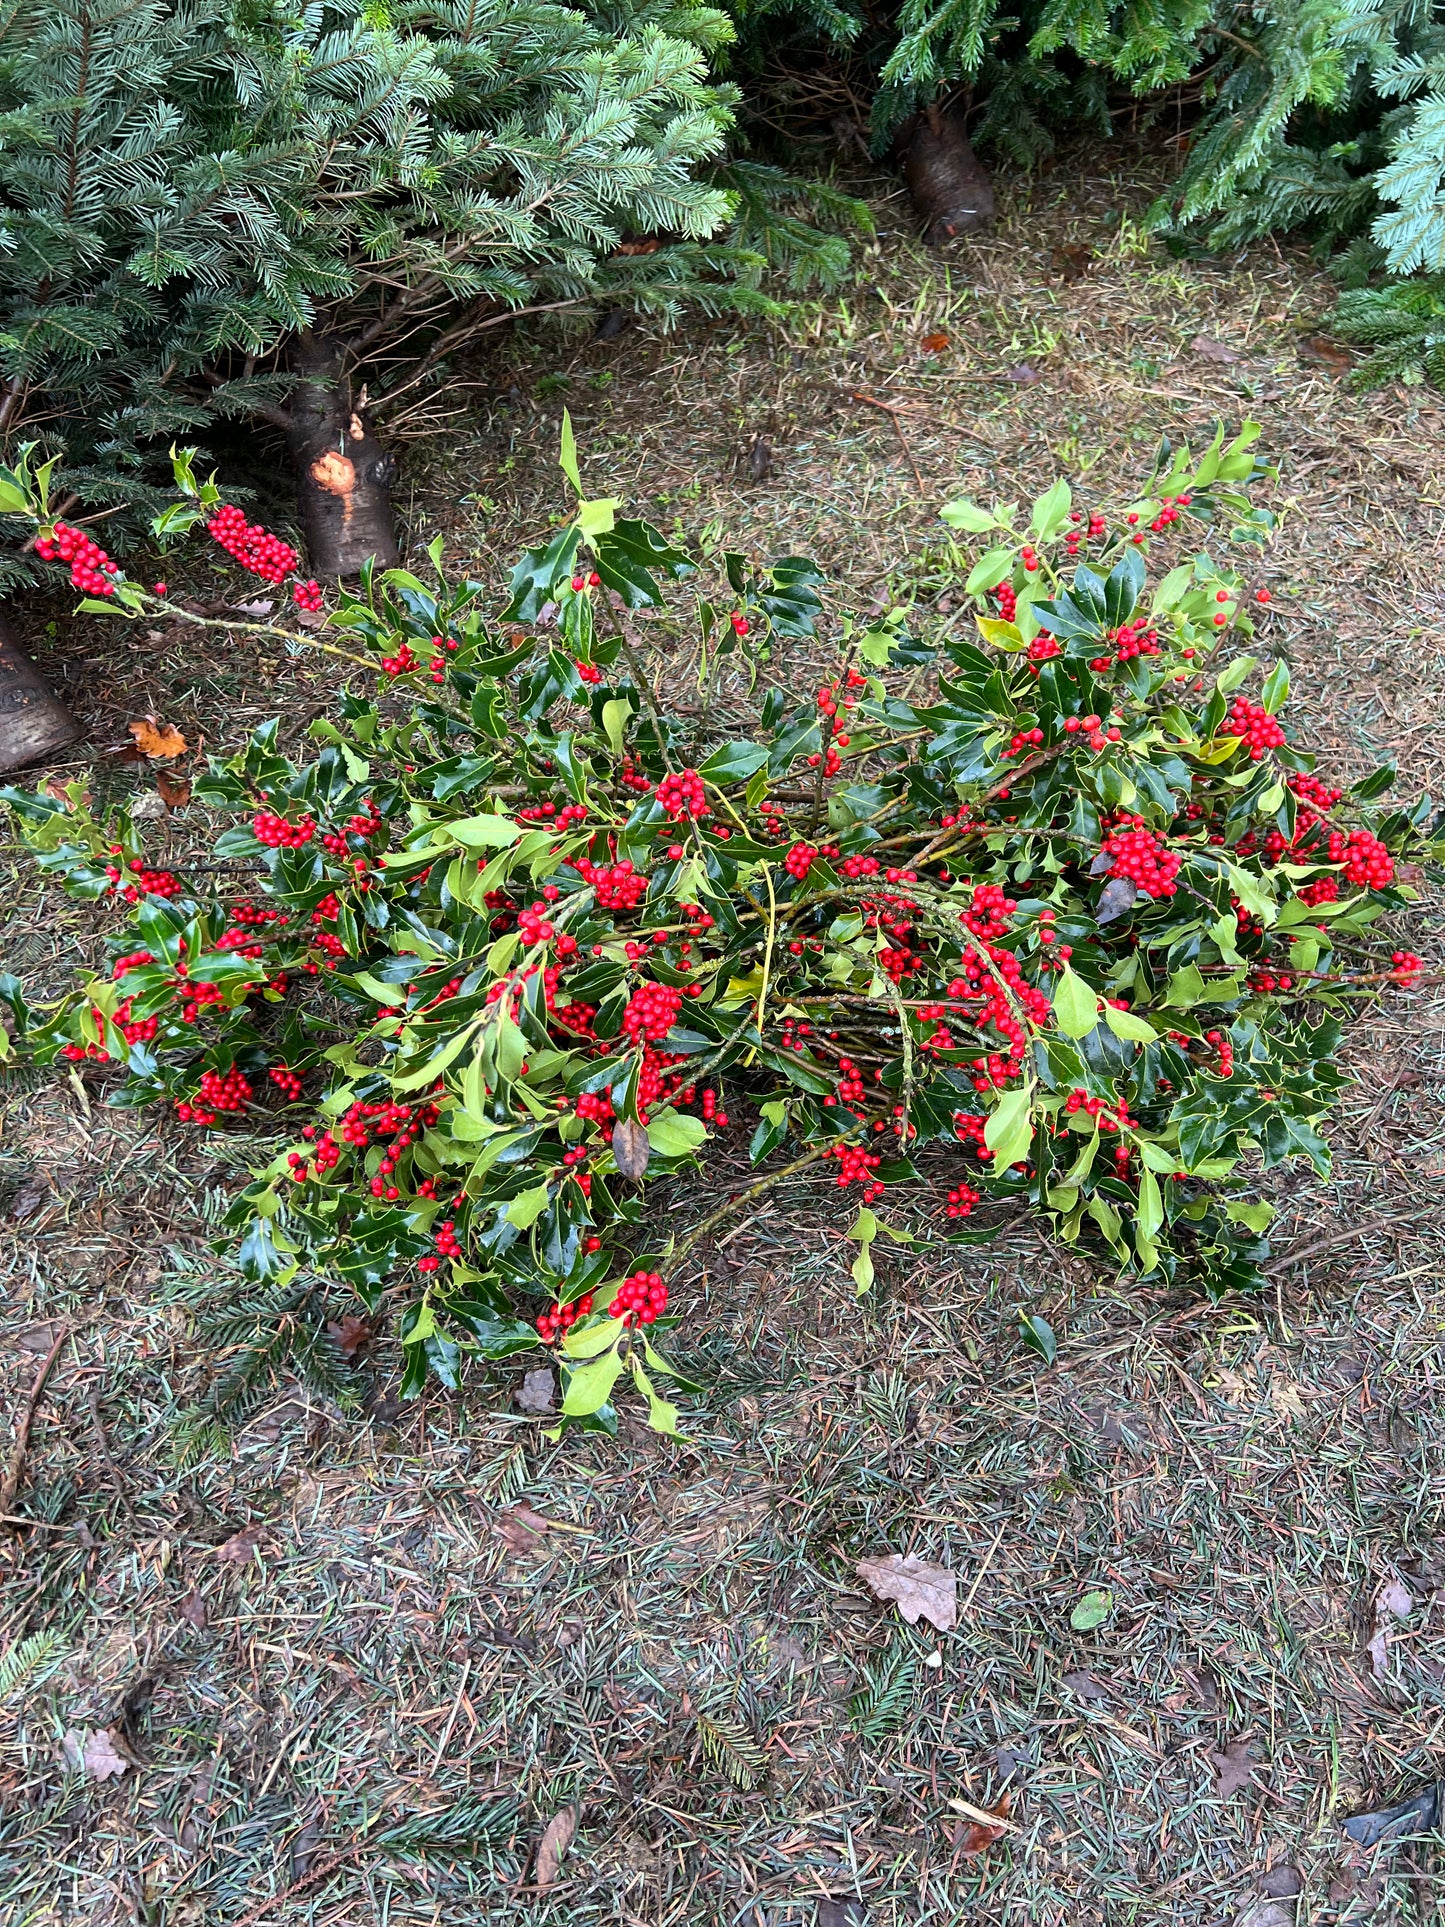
<box><xmin>0</xmin><ymin>0</ymin><xmax>857</xmax><ymax>577</ymax></box>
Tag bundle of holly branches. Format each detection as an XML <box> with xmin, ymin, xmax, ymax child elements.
<box><xmin>3</xmin><ymin>426</ymin><xmax>1439</xmax><ymax>1436</ymax></box>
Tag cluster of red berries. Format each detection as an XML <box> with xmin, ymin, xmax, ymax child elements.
<box><xmin>962</xmin><ymin>882</ymin><xmax>1015</xmax><ymax>941</ymax></box>
<box><xmin>253</xmin><ymin>811</ymin><xmax>316</xmax><ymax>849</ymax></box>
<box><xmin>35</xmin><ymin>521</ymin><xmax>117</xmax><ymax>595</ymax></box>
<box><xmin>828</xmin><ymin>1141</ymin><xmax>885</xmax><ymax>1202</ymax></box>
<box><xmin>608</xmin><ymin>1269</ymin><xmax>668</xmax><ymax>1326</ymax></box>
<box><xmin>1341</xmin><ymin>830</ymin><xmax>1394</xmax><ymax>890</ymax></box>
<box><xmin>175</xmin><ymin>1067</ymin><xmax>252</xmax><ymax>1126</ymax></box>
<box><xmin>1028</xmin><ymin>633</ymin><xmax>1062</xmax><ymax>667</ymax></box>
<box><xmin>1090</xmin><ymin>619</ymin><xmax>1160</xmax><ymax>672</ymax></box>
<box><xmin>292</xmin><ymin>579</ymin><xmax>323</xmax><ymax>612</ymax></box>
<box><xmin>1226</xmin><ymin>697</ymin><xmax>1286</xmax><ymax>760</ymax></box>
<box><xmin>517</xmin><ymin>901</ymin><xmax>556</xmax><ymax>945</ymax></box>
<box><xmin>1063</xmin><ymin>1087</ymin><xmax>1134</xmax><ymax>1133</ymax></box>
<box><xmin>1204</xmin><ymin>1029</ymin><xmax>1234</xmax><ymax>1076</ymax></box>
<box><xmin>1100</xmin><ymin>826</ymin><xmax>1181</xmax><ymax>899</ymax></box>
<box><xmin>536</xmin><ymin>1293</ymin><xmax>596</xmax><ymax>1344</ymax></box>
<box><xmin>1063</xmin><ymin>713</ymin><xmax>1123</xmax><ymax>751</ymax></box>
<box><xmin>268</xmin><ymin>1065</ymin><xmax>303</xmax><ymax>1100</ymax></box>
<box><xmin>569</xmin><ymin>570</ymin><xmax>602</xmax><ymax>592</ymax></box>
<box><xmin>417</xmin><ymin>1220</ymin><xmax>464</xmax><ymax>1274</ymax></box>
<box><xmin>381</xmin><ymin>642</ymin><xmax>418</xmax><ymax>677</ymax></box>
<box><xmin>206</xmin><ymin>505</ymin><xmax>299</xmax><ymax>583</ymax></box>
<box><xmin>623</xmin><ymin>981</ymin><xmax>688</xmax><ymax>1043</ymax></box>
<box><xmin>1390</xmin><ymin>951</ymin><xmax>1423</xmax><ymax>981</ymax></box>
<box><xmin>574</xmin><ymin>856</ymin><xmax>648</xmax><ymax>909</ymax></box>
<box><xmin>656</xmin><ymin>768</ymin><xmax>707</xmax><ymax>821</ymax></box>
<box><xmin>575</xmin><ymin>658</ymin><xmax>602</xmax><ymax>685</ymax></box>
<box><xmin>996</xmin><ymin>583</ymin><xmax>1017</xmax><ymax>621</ymax></box>
<box><xmin>1003</xmin><ymin>727</ymin><xmax>1045</xmax><ymax>759</ymax></box>
<box><xmin>784</xmin><ymin>841</ymin><xmax>828</xmax><ymax>881</ymax></box>
<box><xmin>945</xmin><ymin>1182</ymin><xmax>981</xmax><ymax>1218</ymax></box>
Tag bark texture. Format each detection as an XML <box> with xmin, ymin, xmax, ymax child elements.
<box><xmin>287</xmin><ymin>336</ymin><xmax>400</xmax><ymax>578</ymax></box>
<box><xmin>0</xmin><ymin>617</ymin><xmax>80</xmax><ymax>771</ymax></box>
<box><xmin>899</xmin><ymin>106</ymin><xmax>996</xmax><ymax>247</ymax></box>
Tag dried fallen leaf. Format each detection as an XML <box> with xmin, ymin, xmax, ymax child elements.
<box><xmin>214</xmin><ymin>1523</ymin><xmax>267</xmax><ymax>1565</ymax></box>
<box><xmin>747</xmin><ymin>435</ymin><xmax>774</xmax><ymax>481</ymax></box>
<box><xmin>128</xmin><ymin>716</ymin><xmax>188</xmax><ymax>760</ymax></box>
<box><xmin>495</xmin><ymin>1502</ymin><xmax>552</xmax><ymax>1555</ymax></box>
<box><xmin>1191</xmin><ymin>334</ymin><xmax>1243</xmax><ymax>364</ymax></box>
<box><xmin>62</xmin><ymin>1727</ymin><xmax>130</xmax><ymax>1781</ymax></box>
<box><xmin>611</xmin><ymin>1116</ymin><xmax>650</xmax><ymax>1181</ymax></box>
<box><xmin>8</xmin><ymin>1179</ymin><xmax>48</xmax><ymax>1222</ymax></box>
<box><xmin>921</xmin><ymin>330</ymin><xmax>950</xmax><ymax>353</ymax></box>
<box><xmin>1298</xmin><ymin>333</ymin><xmax>1354</xmax><ymax>371</ymax></box>
<box><xmin>1367</xmin><ymin>1574</ymin><xmax>1413</xmax><ymax>1676</ymax></box>
<box><xmin>156</xmin><ymin>768</ymin><xmax>191</xmax><ymax>810</ymax></box>
<box><xmin>179</xmin><ymin>1591</ymin><xmax>208</xmax><ymax>1631</ymax></box>
<box><xmin>232</xmin><ymin>598</ymin><xmax>274</xmax><ymax>617</ymax></box>
<box><xmin>1051</xmin><ymin>243</ymin><xmax>1092</xmax><ymax>281</ymax></box>
<box><xmin>1061</xmin><ymin>1669</ymin><xmax>1112</xmax><ymax>1701</ymax></box>
<box><xmin>534</xmin><ymin>1805</ymin><xmax>577</xmax><ymax>1887</ymax></box>
<box><xmin>1232</xmin><ymin>1902</ymin><xmax>1294</xmax><ymax>1927</ymax></box>
<box><xmin>515</xmin><ymin>1366</ymin><xmax>556</xmax><ymax>1414</ymax></box>
<box><xmin>1004</xmin><ymin>363</ymin><xmax>1041</xmax><ymax>384</ymax></box>
<box><xmin>949</xmin><ymin>1791</ymin><xmax>1013</xmax><ymax>1857</ymax></box>
<box><xmin>327</xmin><ymin>1313</ymin><xmax>374</xmax><ymax>1358</ymax></box>
<box><xmin>1212</xmin><ymin>1738</ymin><xmax>1255</xmax><ymax>1799</ymax></box>
<box><xmin>128</xmin><ymin>788</ymin><xmax>167</xmax><ymax>822</ymax></box>
<box><xmin>855</xmin><ymin>1552</ymin><xmax>957</xmax><ymax>1631</ymax></box>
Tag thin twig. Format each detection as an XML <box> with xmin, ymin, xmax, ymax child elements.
<box><xmin>1</xmin><ymin>1325</ymin><xmax>70</xmax><ymax>1530</ymax></box>
<box><xmin>851</xmin><ymin>392</ymin><xmax>925</xmax><ymax>492</ymax></box>
<box><xmin>1264</xmin><ymin>1205</ymin><xmax>1439</xmax><ymax>1276</ymax></box>
<box><xmin>671</xmin><ymin>1135</ymin><xmax>860</xmax><ymax>1268</ymax></box>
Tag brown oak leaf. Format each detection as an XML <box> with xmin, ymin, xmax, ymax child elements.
<box><xmin>1211</xmin><ymin>1739</ymin><xmax>1255</xmax><ymax>1799</ymax></box>
<box><xmin>128</xmin><ymin>716</ymin><xmax>188</xmax><ymax>760</ymax></box>
<box><xmin>62</xmin><ymin>1727</ymin><xmax>131</xmax><ymax>1781</ymax></box>
<box><xmin>327</xmin><ymin>1313</ymin><xmax>374</xmax><ymax>1358</ymax></box>
<box><xmin>855</xmin><ymin>1552</ymin><xmax>957</xmax><ymax>1631</ymax></box>
<box><xmin>179</xmin><ymin>1590</ymin><xmax>208</xmax><ymax>1630</ymax></box>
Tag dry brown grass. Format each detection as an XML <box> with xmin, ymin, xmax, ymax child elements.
<box><xmin>2</xmin><ymin>150</ymin><xmax>1444</xmax><ymax>1926</ymax></box>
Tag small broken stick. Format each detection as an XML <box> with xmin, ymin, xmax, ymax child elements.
<box><xmin>1</xmin><ymin>1323</ymin><xmax>69</xmax><ymax>1530</ymax></box>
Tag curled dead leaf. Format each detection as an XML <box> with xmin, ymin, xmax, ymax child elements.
<box><xmin>948</xmin><ymin>1791</ymin><xmax>1013</xmax><ymax>1857</ymax></box>
<box><xmin>128</xmin><ymin>716</ymin><xmax>188</xmax><ymax>760</ymax></box>
<box><xmin>179</xmin><ymin>1590</ymin><xmax>208</xmax><ymax>1631</ymax></box>
<box><xmin>611</xmin><ymin>1116</ymin><xmax>650</xmax><ymax>1181</ymax></box>
<box><xmin>534</xmin><ymin>1805</ymin><xmax>577</xmax><ymax>1887</ymax></box>
<box><xmin>1191</xmin><ymin>335</ymin><xmax>1243</xmax><ymax>364</ymax></box>
<box><xmin>495</xmin><ymin>1502</ymin><xmax>551</xmax><ymax>1555</ymax></box>
<box><xmin>855</xmin><ymin>1552</ymin><xmax>957</xmax><ymax>1631</ymax></box>
<box><xmin>214</xmin><ymin>1523</ymin><xmax>268</xmax><ymax>1565</ymax></box>
<box><xmin>156</xmin><ymin>768</ymin><xmax>191</xmax><ymax>810</ymax></box>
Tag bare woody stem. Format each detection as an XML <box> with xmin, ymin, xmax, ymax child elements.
<box><xmin>670</xmin><ymin>1133</ymin><xmax>861</xmax><ymax>1267</ymax></box>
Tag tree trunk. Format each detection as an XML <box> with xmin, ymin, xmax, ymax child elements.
<box><xmin>286</xmin><ymin>335</ymin><xmax>400</xmax><ymax>579</ymax></box>
<box><xmin>0</xmin><ymin>616</ymin><xmax>80</xmax><ymax>772</ymax></box>
<box><xmin>899</xmin><ymin>105</ymin><xmax>995</xmax><ymax>247</ymax></box>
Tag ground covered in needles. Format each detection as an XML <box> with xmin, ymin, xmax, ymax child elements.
<box><xmin>3</xmin><ymin>149</ymin><xmax>1445</xmax><ymax>1926</ymax></box>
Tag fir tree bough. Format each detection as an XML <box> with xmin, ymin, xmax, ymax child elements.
<box><xmin>0</xmin><ymin>0</ymin><xmax>859</xmax><ymax>581</ymax></box>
